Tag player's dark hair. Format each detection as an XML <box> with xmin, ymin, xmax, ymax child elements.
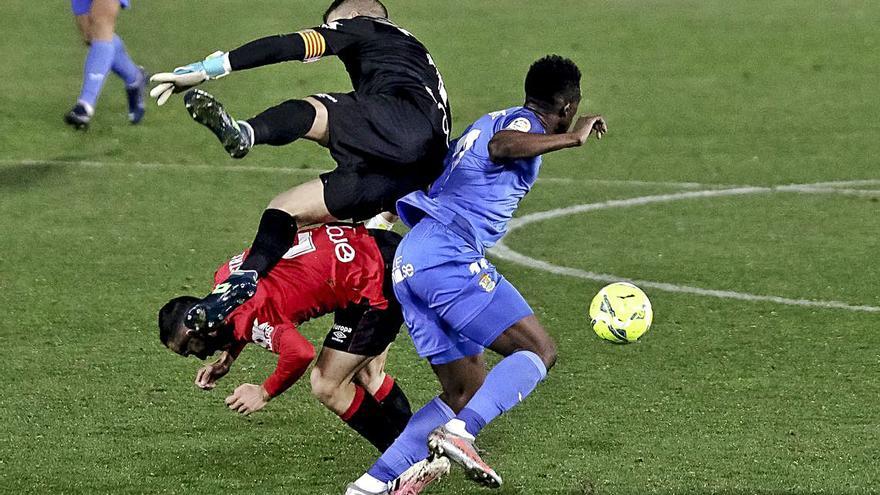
<box><xmin>324</xmin><ymin>0</ymin><xmax>388</xmax><ymax>23</ymax></box>
<box><xmin>524</xmin><ymin>55</ymin><xmax>582</xmax><ymax>111</ymax></box>
<box><xmin>158</xmin><ymin>296</ymin><xmax>199</xmax><ymax>346</ymax></box>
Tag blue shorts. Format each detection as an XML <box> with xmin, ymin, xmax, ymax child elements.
<box><xmin>71</xmin><ymin>0</ymin><xmax>130</xmax><ymax>16</ymax></box>
<box><xmin>392</xmin><ymin>218</ymin><xmax>534</xmax><ymax>365</ymax></box>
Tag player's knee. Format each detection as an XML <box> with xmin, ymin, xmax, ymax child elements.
<box><xmin>440</xmin><ymin>381</ymin><xmax>481</xmax><ymax>413</ymax></box>
<box><xmin>309</xmin><ymin>368</ymin><xmax>339</xmax><ymax>405</ymax></box>
<box><xmin>88</xmin><ymin>15</ymin><xmax>116</xmax><ymax>41</ymax></box>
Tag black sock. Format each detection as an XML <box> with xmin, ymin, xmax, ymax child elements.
<box><xmin>247</xmin><ymin>99</ymin><xmax>317</xmax><ymax>146</ymax></box>
<box><xmin>340</xmin><ymin>386</ymin><xmax>400</xmax><ymax>452</ymax></box>
<box><xmin>240</xmin><ymin>209</ymin><xmax>298</xmax><ymax>277</ymax></box>
<box><xmin>374</xmin><ymin>377</ymin><xmax>413</xmax><ymax>436</ymax></box>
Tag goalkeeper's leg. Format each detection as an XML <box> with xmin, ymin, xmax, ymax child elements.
<box><xmin>184</xmin><ymin>89</ymin><xmax>328</xmax><ymax>158</ymax></box>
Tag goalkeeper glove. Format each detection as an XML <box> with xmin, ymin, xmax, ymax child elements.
<box><xmin>149</xmin><ymin>51</ymin><xmax>231</xmax><ymax>106</ymax></box>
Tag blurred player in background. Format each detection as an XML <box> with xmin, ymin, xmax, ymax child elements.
<box><xmin>149</xmin><ymin>0</ymin><xmax>451</xmax><ymax>334</ymax></box>
<box><xmin>159</xmin><ymin>225</ymin><xmax>413</xmax><ymax>454</ymax></box>
<box><xmin>65</xmin><ymin>0</ymin><xmax>146</xmax><ymax>129</ymax></box>
<box><xmin>345</xmin><ymin>56</ymin><xmax>607</xmax><ymax>495</ymax></box>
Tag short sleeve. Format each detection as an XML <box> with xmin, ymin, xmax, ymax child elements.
<box><xmin>501</xmin><ymin>110</ymin><xmax>545</xmax><ymax>135</ymax></box>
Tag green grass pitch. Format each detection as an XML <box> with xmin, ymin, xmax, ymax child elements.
<box><xmin>1</xmin><ymin>0</ymin><xmax>878</xmax><ymax>493</ymax></box>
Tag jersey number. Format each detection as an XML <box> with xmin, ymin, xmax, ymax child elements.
<box><xmin>449</xmin><ymin>129</ymin><xmax>482</xmax><ymax>171</ymax></box>
<box><xmin>282</xmin><ymin>232</ymin><xmax>317</xmax><ymax>259</ymax></box>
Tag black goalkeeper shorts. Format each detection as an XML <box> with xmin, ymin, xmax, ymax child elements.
<box><xmin>322</xmin><ymin>229</ymin><xmax>405</xmax><ymax>356</ymax></box>
<box><xmin>314</xmin><ymin>91</ymin><xmax>448</xmax><ymax>221</ymax></box>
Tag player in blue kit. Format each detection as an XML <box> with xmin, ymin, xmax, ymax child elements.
<box><xmin>65</xmin><ymin>0</ymin><xmax>146</xmax><ymax>129</ymax></box>
<box><xmin>344</xmin><ymin>55</ymin><xmax>607</xmax><ymax>494</ymax></box>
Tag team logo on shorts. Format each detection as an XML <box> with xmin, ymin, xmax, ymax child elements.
<box><xmin>479</xmin><ymin>273</ymin><xmax>496</xmax><ymax>292</ymax></box>
<box><xmin>469</xmin><ymin>258</ymin><xmax>490</xmax><ymax>275</ymax></box>
<box><xmin>330</xmin><ymin>324</ymin><xmax>353</xmax><ymax>344</ymax></box>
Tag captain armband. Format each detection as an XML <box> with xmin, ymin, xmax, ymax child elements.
<box><xmin>297</xmin><ymin>29</ymin><xmax>327</xmax><ymax>63</ymax></box>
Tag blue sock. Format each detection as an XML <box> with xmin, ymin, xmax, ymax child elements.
<box><xmin>78</xmin><ymin>39</ymin><xmax>115</xmax><ymax>110</ymax></box>
<box><xmin>110</xmin><ymin>35</ymin><xmax>142</xmax><ymax>87</ymax></box>
<box><xmin>458</xmin><ymin>350</ymin><xmax>548</xmax><ymax>437</ymax></box>
<box><xmin>367</xmin><ymin>397</ymin><xmax>455</xmax><ymax>483</ymax></box>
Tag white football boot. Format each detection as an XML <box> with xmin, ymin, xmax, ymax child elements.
<box><xmin>428</xmin><ymin>424</ymin><xmax>502</xmax><ymax>488</ymax></box>
<box><xmin>389</xmin><ymin>456</ymin><xmax>451</xmax><ymax>495</ymax></box>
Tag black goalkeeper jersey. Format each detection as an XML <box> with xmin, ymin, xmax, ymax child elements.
<box><xmin>314</xmin><ymin>17</ymin><xmax>449</xmax><ymax>112</ymax></box>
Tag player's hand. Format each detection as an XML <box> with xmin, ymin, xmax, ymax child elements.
<box><xmin>149</xmin><ymin>51</ymin><xmax>230</xmax><ymax>106</ymax></box>
<box><xmin>194</xmin><ymin>358</ymin><xmax>231</xmax><ymax>390</ymax></box>
<box><xmin>569</xmin><ymin>114</ymin><xmax>607</xmax><ymax>146</ymax></box>
<box><xmin>225</xmin><ymin>383</ymin><xmax>271</xmax><ymax>415</ymax></box>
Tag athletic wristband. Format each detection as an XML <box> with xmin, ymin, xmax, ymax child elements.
<box><xmin>202</xmin><ymin>52</ymin><xmax>231</xmax><ymax>79</ymax></box>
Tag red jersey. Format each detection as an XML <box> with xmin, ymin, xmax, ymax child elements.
<box><xmin>213</xmin><ymin>224</ymin><xmax>389</xmax><ymax>397</ymax></box>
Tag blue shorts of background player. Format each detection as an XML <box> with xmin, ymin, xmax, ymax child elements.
<box><xmin>392</xmin><ymin>218</ymin><xmax>534</xmax><ymax>365</ymax></box>
<box><xmin>71</xmin><ymin>0</ymin><xmax>129</xmax><ymax>16</ymax></box>
<box><xmin>65</xmin><ymin>0</ymin><xmax>145</xmax><ymax>130</ymax></box>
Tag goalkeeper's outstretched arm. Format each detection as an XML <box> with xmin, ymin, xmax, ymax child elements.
<box><xmin>228</xmin><ymin>29</ymin><xmax>333</xmax><ymax>70</ymax></box>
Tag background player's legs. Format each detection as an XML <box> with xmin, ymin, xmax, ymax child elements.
<box><xmin>310</xmin><ymin>348</ymin><xmax>409</xmax><ymax>452</ymax></box>
<box><xmin>110</xmin><ymin>34</ymin><xmax>146</xmax><ymax>124</ymax></box>
<box><xmin>360</xmin><ymin>353</ymin><xmax>487</xmax><ymax>488</ymax></box>
<box><xmin>67</xmin><ymin>0</ymin><xmax>119</xmax><ymax>127</ymax></box>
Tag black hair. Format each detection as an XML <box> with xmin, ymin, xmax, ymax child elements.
<box><xmin>524</xmin><ymin>55</ymin><xmax>582</xmax><ymax>110</ymax></box>
<box><xmin>158</xmin><ymin>296</ymin><xmax>199</xmax><ymax>346</ymax></box>
<box><xmin>324</xmin><ymin>0</ymin><xmax>388</xmax><ymax>23</ymax></box>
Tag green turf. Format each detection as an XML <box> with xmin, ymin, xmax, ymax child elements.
<box><xmin>1</xmin><ymin>0</ymin><xmax>879</xmax><ymax>493</ymax></box>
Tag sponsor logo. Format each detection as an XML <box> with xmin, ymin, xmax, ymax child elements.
<box><xmin>392</xmin><ymin>263</ymin><xmax>415</xmax><ymax>284</ymax></box>
<box><xmin>325</xmin><ymin>225</ymin><xmax>356</xmax><ymax>263</ymax></box>
<box><xmin>314</xmin><ymin>93</ymin><xmax>339</xmax><ymax>103</ymax></box>
<box><xmin>330</xmin><ymin>324</ymin><xmax>353</xmax><ymax>344</ymax></box>
<box><xmin>479</xmin><ymin>273</ymin><xmax>496</xmax><ymax>293</ymax></box>
<box><xmin>505</xmin><ymin>117</ymin><xmax>532</xmax><ymax>133</ymax></box>
<box><xmin>251</xmin><ymin>319</ymin><xmax>275</xmax><ymax>350</ymax></box>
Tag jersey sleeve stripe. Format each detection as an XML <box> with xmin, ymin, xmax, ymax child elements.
<box><xmin>297</xmin><ymin>30</ymin><xmax>326</xmax><ymax>62</ymax></box>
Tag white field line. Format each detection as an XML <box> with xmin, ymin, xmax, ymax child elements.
<box><xmin>0</xmin><ymin>158</ymin><xmax>327</xmax><ymax>175</ymax></box>
<box><xmin>537</xmin><ymin>177</ymin><xmax>717</xmax><ymax>188</ymax></box>
<box><xmin>1</xmin><ymin>158</ymin><xmax>736</xmax><ymax>189</ymax></box>
<box><xmin>492</xmin><ymin>183</ymin><xmax>880</xmax><ymax>313</ymax></box>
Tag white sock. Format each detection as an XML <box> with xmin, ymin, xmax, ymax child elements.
<box><xmin>444</xmin><ymin>418</ymin><xmax>475</xmax><ymax>441</ymax></box>
<box><xmin>364</xmin><ymin>213</ymin><xmax>395</xmax><ymax>231</ymax></box>
<box><xmin>237</xmin><ymin>120</ymin><xmax>255</xmax><ymax>145</ymax></box>
<box><xmin>354</xmin><ymin>473</ymin><xmax>388</xmax><ymax>493</ymax></box>
<box><xmin>77</xmin><ymin>100</ymin><xmax>95</xmax><ymax>117</ymax></box>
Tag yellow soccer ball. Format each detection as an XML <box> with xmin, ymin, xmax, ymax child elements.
<box><xmin>589</xmin><ymin>282</ymin><xmax>653</xmax><ymax>344</ymax></box>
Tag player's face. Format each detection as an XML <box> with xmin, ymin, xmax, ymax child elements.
<box><xmin>169</xmin><ymin>325</ymin><xmax>228</xmax><ymax>360</ymax></box>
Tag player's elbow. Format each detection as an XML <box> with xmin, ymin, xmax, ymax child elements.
<box><xmin>487</xmin><ymin>137</ymin><xmax>510</xmax><ymax>162</ymax></box>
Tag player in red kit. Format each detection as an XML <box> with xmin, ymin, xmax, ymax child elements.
<box><xmin>158</xmin><ymin>224</ymin><xmax>412</xmax><ymax>452</ymax></box>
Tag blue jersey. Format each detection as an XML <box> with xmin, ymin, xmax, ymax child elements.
<box><xmin>397</xmin><ymin>106</ymin><xmax>546</xmax><ymax>249</ymax></box>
